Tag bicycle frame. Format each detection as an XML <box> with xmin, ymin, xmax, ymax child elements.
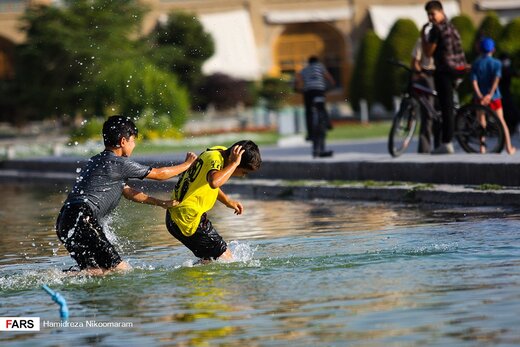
<box><xmin>387</xmin><ymin>60</ymin><xmax>506</xmax><ymax>156</ymax></box>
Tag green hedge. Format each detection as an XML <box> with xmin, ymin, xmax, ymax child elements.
<box><xmin>451</xmin><ymin>15</ymin><xmax>476</xmax><ymax>56</ymax></box>
<box><xmin>498</xmin><ymin>18</ymin><xmax>520</xmax><ymax>56</ymax></box>
<box><xmin>349</xmin><ymin>30</ymin><xmax>382</xmax><ymax>112</ymax></box>
<box><xmin>473</xmin><ymin>12</ymin><xmax>503</xmax><ymax>59</ymax></box>
<box><xmin>374</xmin><ymin>19</ymin><xmax>419</xmax><ymax>110</ymax></box>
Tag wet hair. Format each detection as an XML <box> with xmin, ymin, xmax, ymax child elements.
<box><xmin>308</xmin><ymin>56</ymin><xmax>319</xmax><ymax>64</ymax></box>
<box><xmin>102</xmin><ymin>115</ymin><xmax>138</xmax><ymax>148</ymax></box>
<box><xmin>425</xmin><ymin>1</ymin><xmax>443</xmax><ymax>11</ymax></box>
<box><xmin>225</xmin><ymin>140</ymin><xmax>262</xmax><ymax>171</ymax></box>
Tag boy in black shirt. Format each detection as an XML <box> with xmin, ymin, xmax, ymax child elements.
<box><xmin>56</xmin><ymin>115</ymin><xmax>197</xmax><ymax>275</ymax></box>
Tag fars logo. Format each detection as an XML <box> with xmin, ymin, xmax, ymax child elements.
<box><xmin>0</xmin><ymin>317</ymin><xmax>40</xmax><ymax>331</ymax></box>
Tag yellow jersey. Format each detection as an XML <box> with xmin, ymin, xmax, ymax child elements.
<box><xmin>168</xmin><ymin>146</ymin><xmax>226</xmax><ymax>236</ymax></box>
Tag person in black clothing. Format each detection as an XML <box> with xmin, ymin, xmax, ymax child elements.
<box><xmin>295</xmin><ymin>56</ymin><xmax>335</xmax><ymax>157</ymax></box>
<box><xmin>422</xmin><ymin>0</ymin><xmax>467</xmax><ymax>154</ymax></box>
<box><xmin>56</xmin><ymin>115</ymin><xmax>197</xmax><ymax>275</ymax></box>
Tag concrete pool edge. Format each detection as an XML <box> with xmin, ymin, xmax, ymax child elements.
<box><xmin>1</xmin><ymin>169</ymin><xmax>519</xmax><ymax>207</ymax></box>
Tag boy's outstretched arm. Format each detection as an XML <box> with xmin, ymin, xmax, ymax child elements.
<box><xmin>146</xmin><ymin>152</ymin><xmax>197</xmax><ymax>180</ymax></box>
<box><xmin>217</xmin><ymin>188</ymin><xmax>243</xmax><ymax>215</ymax></box>
<box><xmin>123</xmin><ymin>185</ymin><xmax>178</xmax><ymax>209</ymax></box>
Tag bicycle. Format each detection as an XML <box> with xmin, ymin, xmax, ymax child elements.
<box><xmin>310</xmin><ymin>95</ymin><xmax>333</xmax><ymax>158</ymax></box>
<box><xmin>387</xmin><ymin>61</ymin><xmax>505</xmax><ymax>157</ymax></box>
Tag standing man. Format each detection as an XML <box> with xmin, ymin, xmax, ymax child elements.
<box><xmin>411</xmin><ymin>33</ymin><xmax>439</xmax><ymax>153</ymax></box>
<box><xmin>295</xmin><ymin>56</ymin><xmax>336</xmax><ymax>141</ymax></box>
<box><xmin>422</xmin><ymin>0</ymin><xmax>467</xmax><ymax>154</ymax></box>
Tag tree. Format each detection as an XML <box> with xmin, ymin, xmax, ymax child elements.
<box><xmin>349</xmin><ymin>30</ymin><xmax>382</xmax><ymax>112</ymax></box>
<box><xmin>451</xmin><ymin>15</ymin><xmax>475</xmax><ymax>56</ymax></box>
<box><xmin>473</xmin><ymin>12</ymin><xmax>503</xmax><ymax>58</ymax></box>
<box><xmin>144</xmin><ymin>11</ymin><xmax>214</xmax><ymax>99</ymax></box>
<box><xmin>374</xmin><ymin>19</ymin><xmax>419</xmax><ymax>110</ymax></box>
<box><xmin>258</xmin><ymin>77</ymin><xmax>291</xmax><ymax>111</ymax></box>
<box><xmin>498</xmin><ymin>18</ymin><xmax>520</xmax><ymax>56</ymax></box>
<box><xmin>194</xmin><ymin>73</ymin><xmax>256</xmax><ymax>111</ymax></box>
<box><xmin>96</xmin><ymin>58</ymin><xmax>189</xmax><ymax>129</ymax></box>
<box><xmin>13</xmin><ymin>0</ymin><xmax>146</xmax><ymax>122</ymax></box>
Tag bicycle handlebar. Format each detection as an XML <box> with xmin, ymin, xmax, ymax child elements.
<box><xmin>386</xmin><ymin>59</ymin><xmax>413</xmax><ymax>73</ymax></box>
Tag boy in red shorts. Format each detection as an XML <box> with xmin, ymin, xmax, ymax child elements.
<box><xmin>472</xmin><ymin>37</ymin><xmax>516</xmax><ymax>154</ymax></box>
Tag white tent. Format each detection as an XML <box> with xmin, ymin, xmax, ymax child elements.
<box><xmin>264</xmin><ymin>7</ymin><xmax>352</xmax><ymax>24</ymax></box>
<box><xmin>476</xmin><ymin>0</ymin><xmax>520</xmax><ymax>23</ymax></box>
<box><xmin>369</xmin><ymin>1</ymin><xmax>460</xmax><ymax>39</ymax></box>
<box><xmin>199</xmin><ymin>10</ymin><xmax>261</xmax><ymax>80</ymax></box>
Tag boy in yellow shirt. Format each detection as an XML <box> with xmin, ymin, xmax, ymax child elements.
<box><xmin>166</xmin><ymin>140</ymin><xmax>262</xmax><ymax>261</ymax></box>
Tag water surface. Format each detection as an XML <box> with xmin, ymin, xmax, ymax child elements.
<box><xmin>1</xmin><ymin>184</ymin><xmax>520</xmax><ymax>346</ymax></box>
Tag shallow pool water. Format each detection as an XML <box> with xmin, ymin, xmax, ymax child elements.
<box><xmin>1</xmin><ymin>184</ymin><xmax>520</xmax><ymax>346</ymax></box>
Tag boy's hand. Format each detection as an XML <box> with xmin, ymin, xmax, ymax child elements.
<box><xmin>227</xmin><ymin>200</ymin><xmax>244</xmax><ymax>215</ymax></box>
<box><xmin>184</xmin><ymin>152</ymin><xmax>198</xmax><ymax>165</ymax></box>
<box><xmin>229</xmin><ymin>145</ymin><xmax>245</xmax><ymax>166</ymax></box>
<box><xmin>481</xmin><ymin>94</ymin><xmax>492</xmax><ymax>106</ymax></box>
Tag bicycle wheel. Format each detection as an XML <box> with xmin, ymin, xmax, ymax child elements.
<box><xmin>388</xmin><ymin>97</ymin><xmax>419</xmax><ymax>157</ymax></box>
<box><xmin>455</xmin><ymin>104</ymin><xmax>505</xmax><ymax>154</ymax></box>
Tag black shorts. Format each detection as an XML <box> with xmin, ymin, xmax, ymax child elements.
<box><xmin>56</xmin><ymin>203</ymin><xmax>122</xmax><ymax>270</ymax></box>
<box><xmin>166</xmin><ymin>211</ymin><xmax>227</xmax><ymax>260</ymax></box>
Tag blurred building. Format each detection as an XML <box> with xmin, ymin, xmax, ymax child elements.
<box><xmin>0</xmin><ymin>0</ymin><xmax>517</xmax><ymax>103</ymax></box>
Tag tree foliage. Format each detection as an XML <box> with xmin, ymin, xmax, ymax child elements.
<box><xmin>144</xmin><ymin>11</ymin><xmax>214</xmax><ymax>97</ymax></box>
<box><xmin>473</xmin><ymin>12</ymin><xmax>503</xmax><ymax>58</ymax></box>
<box><xmin>13</xmin><ymin>0</ymin><xmax>146</xmax><ymax>121</ymax></box>
<box><xmin>451</xmin><ymin>14</ymin><xmax>476</xmax><ymax>56</ymax></box>
<box><xmin>194</xmin><ymin>73</ymin><xmax>256</xmax><ymax>111</ymax></box>
<box><xmin>498</xmin><ymin>18</ymin><xmax>520</xmax><ymax>56</ymax></box>
<box><xmin>349</xmin><ymin>30</ymin><xmax>382</xmax><ymax>111</ymax></box>
<box><xmin>3</xmin><ymin>0</ymin><xmax>195</xmax><ymax>133</ymax></box>
<box><xmin>96</xmin><ymin>58</ymin><xmax>189</xmax><ymax>128</ymax></box>
<box><xmin>258</xmin><ymin>77</ymin><xmax>291</xmax><ymax>111</ymax></box>
<box><xmin>374</xmin><ymin>19</ymin><xmax>419</xmax><ymax>110</ymax></box>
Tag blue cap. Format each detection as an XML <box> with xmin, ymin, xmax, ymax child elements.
<box><xmin>480</xmin><ymin>37</ymin><xmax>495</xmax><ymax>53</ymax></box>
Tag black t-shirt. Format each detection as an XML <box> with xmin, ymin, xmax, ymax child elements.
<box><xmin>428</xmin><ymin>24</ymin><xmax>444</xmax><ymax>68</ymax></box>
<box><xmin>65</xmin><ymin>150</ymin><xmax>152</xmax><ymax>220</ymax></box>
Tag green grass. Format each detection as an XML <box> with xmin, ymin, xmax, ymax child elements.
<box><xmin>132</xmin><ymin>121</ymin><xmax>392</xmax><ymax>155</ymax></box>
<box><xmin>328</xmin><ymin>121</ymin><xmax>391</xmax><ymax>141</ymax></box>
<box><xmin>474</xmin><ymin>183</ymin><xmax>503</xmax><ymax>191</ymax></box>
<box><xmin>132</xmin><ymin>131</ymin><xmax>280</xmax><ymax>155</ymax></box>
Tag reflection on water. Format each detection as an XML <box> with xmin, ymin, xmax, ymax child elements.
<box><xmin>1</xmin><ymin>184</ymin><xmax>520</xmax><ymax>346</ymax></box>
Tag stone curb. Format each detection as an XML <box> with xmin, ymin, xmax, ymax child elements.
<box><xmin>1</xmin><ymin>169</ymin><xmax>519</xmax><ymax>207</ymax></box>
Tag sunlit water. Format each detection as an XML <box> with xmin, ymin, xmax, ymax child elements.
<box><xmin>1</xmin><ymin>184</ymin><xmax>520</xmax><ymax>346</ymax></box>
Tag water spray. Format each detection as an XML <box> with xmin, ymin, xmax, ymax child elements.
<box><xmin>42</xmin><ymin>285</ymin><xmax>69</xmax><ymax>320</ymax></box>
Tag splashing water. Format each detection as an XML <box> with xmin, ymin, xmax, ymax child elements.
<box><xmin>177</xmin><ymin>241</ymin><xmax>258</xmax><ymax>268</ymax></box>
<box><xmin>226</xmin><ymin>240</ymin><xmax>258</xmax><ymax>265</ymax></box>
<box><xmin>0</xmin><ymin>268</ymin><xmax>93</xmax><ymax>292</ymax></box>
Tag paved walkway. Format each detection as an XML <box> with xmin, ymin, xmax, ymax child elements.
<box><xmin>2</xmin><ymin>137</ymin><xmax>520</xmax><ymax>185</ymax></box>
<box><xmin>2</xmin><ymin>137</ymin><xmax>520</xmax><ymax>206</ymax></box>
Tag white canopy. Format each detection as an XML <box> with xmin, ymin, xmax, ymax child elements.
<box><xmin>476</xmin><ymin>0</ymin><xmax>520</xmax><ymax>23</ymax></box>
<box><xmin>369</xmin><ymin>1</ymin><xmax>460</xmax><ymax>39</ymax></box>
<box><xmin>477</xmin><ymin>0</ymin><xmax>520</xmax><ymax>10</ymax></box>
<box><xmin>264</xmin><ymin>7</ymin><xmax>352</xmax><ymax>24</ymax></box>
<box><xmin>199</xmin><ymin>10</ymin><xmax>261</xmax><ymax>80</ymax></box>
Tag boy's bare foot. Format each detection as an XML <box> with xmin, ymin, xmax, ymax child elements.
<box><xmin>218</xmin><ymin>249</ymin><xmax>234</xmax><ymax>262</ymax></box>
<box><xmin>507</xmin><ymin>147</ymin><xmax>516</xmax><ymax>155</ymax></box>
<box><xmin>63</xmin><ymin>261</ymin><xmax>131</xmax><ymax>277</ymax></box>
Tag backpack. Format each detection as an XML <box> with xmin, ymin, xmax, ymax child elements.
<box><xmin>438</xmin><ymin>21</ymin><xmax>467</xmax><ymax>76</ymax></box>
